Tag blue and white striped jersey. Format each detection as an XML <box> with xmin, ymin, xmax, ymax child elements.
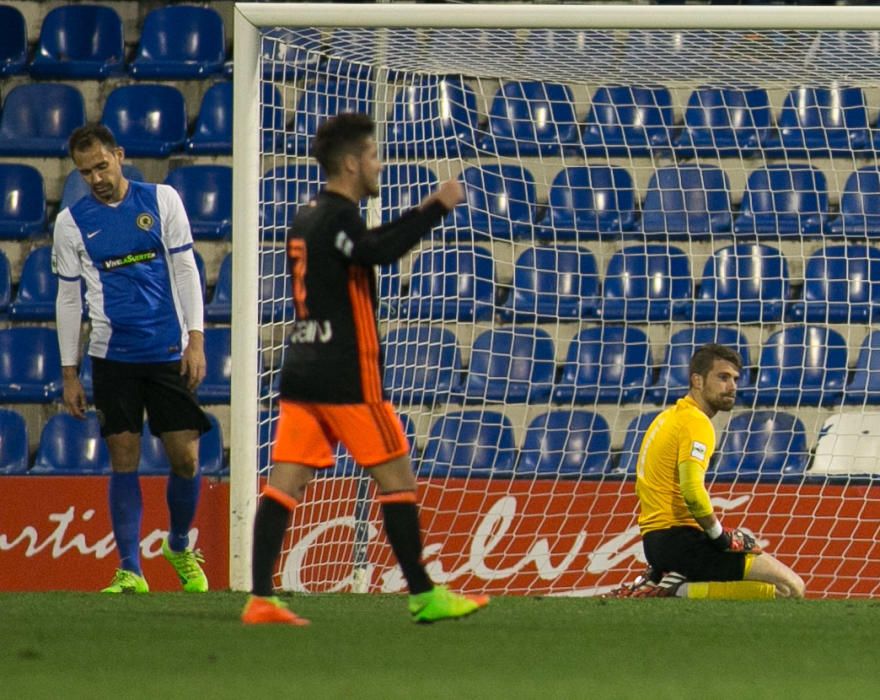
<box><xmin>52</xmin><ymin>181</ymin><xmax>201</xmax><ymax>364</ymax></box>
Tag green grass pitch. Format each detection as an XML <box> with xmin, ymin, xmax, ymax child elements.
<box><xmin>1</xmin><ymin>592</ymin><xmax>878</xmax><ymax>699</ymax></box>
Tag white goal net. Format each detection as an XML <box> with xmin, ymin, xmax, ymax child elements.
<box><xmin>232</xmin><ymin>4</ymin><xmax>880</xmax><ymax>598</ymax></box>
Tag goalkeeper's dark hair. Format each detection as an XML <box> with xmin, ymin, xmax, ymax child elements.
<box><xmin>312</xmin><ymin>112</ymin><xmax>375</xmax><ymax>176</ymax></box>
<box><xmin>689</xmin><ymin>343</ymin><xmax>742</xmax><ymax>384</ymax></box>
<box><xmin>68</xmin><ymin>123</ymin><xmax>118</xmax><ymax>155</ymax></box>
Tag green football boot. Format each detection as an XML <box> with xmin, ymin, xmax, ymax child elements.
<box><xmin>162</xmin><ymin>538</ymin><xmax>209</xmax><ymax>593</ymax></box>
<box><xmin>101</xmin><ymin>569</ymin><xmax>150</xmax><ymax>594</ymax></box>
<box><xmin>408</xmin><ymin>585</ymin><xmax>489</xmax><ymax>624</ymax></box>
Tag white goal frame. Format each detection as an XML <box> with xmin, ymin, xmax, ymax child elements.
<box><xmin>230</xmin><ymin>2</ymin><xmax>880</xmax><ymax>591</ymax></box>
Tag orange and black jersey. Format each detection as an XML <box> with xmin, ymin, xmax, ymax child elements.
<box><xmin>280</xmin><ymin>189</ymin><xmax>448</xmax><ymax>403</ymax></box>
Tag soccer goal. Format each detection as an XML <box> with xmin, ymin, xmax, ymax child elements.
<box><xmin>231</xmin><ymin>2</ymin><xmax>880</xmax><ymax>597</ymax></box>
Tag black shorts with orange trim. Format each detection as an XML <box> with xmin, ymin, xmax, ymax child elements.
<box><xmin>643</xmin><ymin>526</ymin><xmax>747</xmax><ymax>581</ymax></box>
<box><xmin>272</xmin><ymin>400</ymin><xmax>409</xmax><ymax>468</ymax></box>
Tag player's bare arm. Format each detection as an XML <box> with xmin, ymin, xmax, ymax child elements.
<box><xmin>61</xmin><ymin>365</ymin><xmax>87</xmax><ymax>419</ymax></box>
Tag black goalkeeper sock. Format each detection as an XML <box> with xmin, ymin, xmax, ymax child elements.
<box><xmin>379</xmin><ymin>494</ymin><xmax>433</xmax><ymax>595</ymax></box>
<box><xmin>251</xmin><ymin>487</ymin><xmax>296</xmax><ymax>597</ymax></box>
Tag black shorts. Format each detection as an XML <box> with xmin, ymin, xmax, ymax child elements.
<box><xmin>643</xmin><ymin>526</ymin><xmax>747</xmax><ymax>582</ymax></box>
<box><xmin>91</xmin><ymin>356</ymin><xmax>212</xmax><ymax>438</ymax></box>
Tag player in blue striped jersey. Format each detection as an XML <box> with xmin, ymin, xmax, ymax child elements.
<box><xmin>52</xmin><ymin>124</ymin><xmax>212</xmax><ymax>594</ymax></box>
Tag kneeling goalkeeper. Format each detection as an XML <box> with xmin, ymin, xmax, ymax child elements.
<box><xmin>632</xmin><ymin>343</ymin><xmax>804</xmax><ymax>598</ymax></box>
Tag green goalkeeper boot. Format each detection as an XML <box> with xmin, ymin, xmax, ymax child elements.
<box><xmin>101</xmin><ymin>569</ymin><xmax>149</xmax><ymax>594</ymax></box>
<box><xmin>408</xmin><ymin>585</ymin><xmax>489</xmax><ymax>624</ymax></box>
<box><xmin>162</xmin><ymin>538</ymin><xmax>209</xmax><ymax>593</ymax></box>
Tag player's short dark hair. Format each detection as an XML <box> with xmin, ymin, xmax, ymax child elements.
<box><xmin>68</xmin><ymin>123</ymin><xmax>118</xmax><ymax>155</ymax></box>
<box><xmin>312</xmin><ymin>112</ymin><xmax>375</xmax><ymax>176</ymax></box>
<box><xmin>689</xmin><ymin>343</ymin><xmax>743</xmax><ymax>385</ymax></box>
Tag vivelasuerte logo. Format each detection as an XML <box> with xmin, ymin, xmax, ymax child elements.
<box><xmin>103</xmin><ymin>250</ymin><xmax>157</xmax><ymax>270</ymax></box>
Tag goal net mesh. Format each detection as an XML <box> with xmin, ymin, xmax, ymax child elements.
<box><xmin>254</xmin><ymin>25</ymin><xmax>880</xmax><ymax>598</ymax></box>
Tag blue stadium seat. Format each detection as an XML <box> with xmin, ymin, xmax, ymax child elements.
<box><xmin>714</xmin><ymin>411</ymin><xmax>809</xmax><ymax>480</ymax></box>
<box><xmin>0</xmin><ymin>84</ymin><xmax>86</xmax><ymax>156</ymax></box>
<box><xmin>260</xmin><ymin>164</ymin><xmax>323</xmax><ymax>238</ymax></box>
<box><xmin>420</xmin><ymin>410</ymin><xmax>516</xmax><ymax>479</ymax></box>
<box><xmin>385</xmin><ymin>76</ymin><xmax>479</xmax><ymax>158</ymax></box>
<box><xmin>60</xmin><ymin>165</ymin><xmax>144</xmax><ymax>212</ymax></box>
<box><xmin>0</xmin><ymin>5</ymin><xmax>27</xmax><ymax>76</ymax></box>
<box><xmin>601</xmin><ymin>245</ymin><xmax>693</xmax><ymax>321</ymax></box>
<box><xmin>380</xmin><ymin>164</ymin><xmax>438</xmax><ymax>224</ymax></box>
<box><xmin>197</xmin><ymin>327</ymin><xmax>232</xmax><ymax>404</ymax></box>
<box><xmin>403</xmin><ymin>246</ymin><xmax>495</xmax><ymax>322</ymax></box>
<box><xmin>205</xmin><ymin>253</ymin><xmax>232</xmax><ymax>323</ymax></box>
<box><xmin>285</xmin><ymin>80</ymin><xmax>372</xmax><ymax>154</ymax></box>
<box><xmin>0</xmin><ymin>327</ymin><xmax>62</xmax><ymax>403</ymax></box>
<box><xmin>674</xmin><ymin>87</ymin><xmax>772</xmax><ymax>157</ymax></box>
<box><xmin>9</xmin><ymin>246</ymin><xmax>56</xmax><ymax>320</ymax></box>
<box><xmin>451</xmin><ymin>164</ymin><xmax>536</xmax><ymax>240</ymax></box>
<box><xmin>259</xmin><ymin>248</ymin><xmax>293</xmax><ymax>323</ymax></box>
<box><xmin>185</xmin><ymin>82</ymin><xmax>284</xmax><ymax>155</ymax></box>
<box><xmin>129</xmin><ymin>6</ymin><xmax>225</xmax><ymax>79</ymax></box>
<box><xmin>694</xmin><ymin>244</ymin><xmax>790</xmax><ymax>323</ymax></box>
<box><xmin>751</xmin><ymin>326</ymin><xmax>847</xmax><ymax>406</ymax></box>
<box><xmin>498</xmin><ymin>245</ymin><xmax>600</xmax><ymax>322</ymax></box>
<box><xmin>382</xmin><ymin>325</ymin><xmax>462</xmax><ymax>405</ymax></box>
<box><xmin>163</xmin><ymin>165</ymin><xmax>232</xmax><ymax>241</ymax></box>
<box><xmin>582</xmin><ymin>85</ymin><xmax>674</xmax><ymax>156</ymax></box>
<box><xmin>614</xmin><ymin>410</ymin><xmax>662</xmax><ymax>476</ymax></box>
<box><xmin>260</xmin><ymin>27</ymin><xmax>323</xmax><ymax>81</ymax></box>
<box><xmin>553</xmin><ymin>326</ymin><xmax>652</xmax><ymax>404</ymax></box>
<box><xmin>538</xmin><ymin>166</ymin><xmax>637</xmax><ymax>241</ymax></box>
<box><xmin>517</xmin><ymin>410</ymin><xmax>611</xmax><ymax>477</ymax></box>
<box><xmin>377</xmin><ymin>262</ymin><xmax>400</xmax><ymax>320</ymax></box>
<box><xmin>138</xmin><ymin>413</ymin><xmax>225</xmax><ymax>476</ymax></box>
<box><xmin>844</xmin><ymin>331</ymin><xmax>880</xmax><ymax>404</ymax></box>
<box><xmin>640</xmin><ymin>166</ymin><xmax>732</xmax><ymax>240</ymax></box>
<box><xmin>102</xmin><ymin>84</ymin><xmax>187</xmax><ymax>157</ymax></box>
<box><xmin>30</xmin><ymin>5</ymin><xmax>125</xmax><ymax>79</ymax></box>
<box><xmin>764</xmin><ymin>86</ymin><xmax>871</xmax><ymax>156</ymax></box>
<box><xmin>0</xmin><ymin>250</ymin><xmax>11</xmax><ymax>314</ymax></box>
<box><xmin>32</xmin><ymin>412</ymin><xmax>109</xmax><ymax>474</ymax></box>
<box><xmin>463</xmin><ymin>327</ymin><xmax>556</xmax><ymax>404</ymax></box>
<box><xmin>0</xmin><ymin>165</ymin><xmax>46</xmax><ymax>239</ymax></box>
<box><xmin>734</xmin><ymin>165</ymin><xmax>828</xmax><ymax>238</ymax></box>
<box><xmin>478</xmin><ymin>81</ymin><xmax>579</xmax><ymax>156</ymax></box>
<box><xmin>79</xmin><ymin>353</ymin><xmax>94</xmax><ymax>403</ymax></box>
<box><xmin>828</xmin><ymin>167</ymin><xmax>880</xmax><ymax>238</ymax></box>
<box><xmin>0</xmin><ymin>408</ymin><xmax>28</xmax><ymax>474</ymax></box>
<box><xmin>789</xmin><ymin>244</ymin><xmax>880</xmax><ymax>324</ymax></box>
<box><xmin>649</xmin><ymin>327</ymin><xmax>752</xmax><ymax>405</ymax></box>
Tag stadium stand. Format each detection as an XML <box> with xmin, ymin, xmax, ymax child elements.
<box><xmin>197</xmin><ymin>327</ymin><xmax>233</xmax><ymax>405</ymax></box>
<box><xmin>382</xmin><ymin>325</ymin><xmax>462</xmax><ymax>406</ymax></box>
<box><xmin>0</xmin><ymin>251</ymin><xmax>11</xmax><ymax>315</ymax></box>
<box><xmin>285</xmin><ymin>79</ymin><xmax>372</xmax><ymax>154</ymax></box>
<box><xmin>260</xmin><ymin>27</ymin><xmax>323</xmax><ymax>81</ymax></box>
<box><xmin>403</xmin><ymin>245</ymin><xmax>495</xmax><ymax>322</ymax></box>
<box><xmin>843</xmin><ymin>331</ymin><xmax>880</xmax><ymax>405</ymax></box>
<box><xmin>0</xmin><ymin>327</ymin><xmax>62</xmax><ymax>403</ymax></box>
<box><xmin>828</xmin><ymin>167</ymin><xmax>880</xmax><ymax>238</ymax></box>
<box><xmin>0</xmin><ymin>164</ymin><xmax>49</xmax><ymax>237</ymax></box>
<box><xmin>31</xmin><ymin>412</ymin><xmax>110</xmax><ymax>474</ymax></box>
<box><xmin>129</xmin><ymin>5</ymin><xmax>226</xmax><ymax>79</ymax></box>
<box><xmin>673</xmin><ymin>86</ymin><xmax>772</xmax><ymax>157</ymax></box>
<box><xmin>452</xmin><ymin>164</ymin><xmax>537</xmax><ymax>240</ymax></box>
<box><xmin>0</xmin><ymin>83</ymin><xmax>86</xmax><ymax>156</ymax></box>
<box><xmin>205</xmin><ymin>253</ymin><xmax>233</xmax><ymax>323</ymax></box>
<box><xmin>8</xmin><ymin>246</ymin><xmax>57</xmax><ymax>321</ymax></box>
<box><xmin>498</xmin><ymin>245</ymin><xmax>600</xmax><ymax>322</ymax></box>
<box><xmin>714</xmin><ymin>411</ymin><xmax>810</xmax><ymax>480</ymax></box>
<box><xmin>420</xmin><ymin>410</ymin><xmax>516</xmax><ymax>478</ymax></box>
<box><xmin>537</xmin><ymin>165</ymin><xmax>638</xmax><ymax>241</ymax></box>
<box><xmin>163</xmin><ymin>165</ymin><xmax>232</xmax><ymax>241</ymax></box>
<box><xmin>101</xmin><ymin>84</ymin><xmax>188</xmax><ymax>157</ymax></box>
<box><xmin>379</xmin><ymin>164</ymin><xmax>438</xmax><ymax>223</ymax></box>
<box><xmin>462</xmin><ymin>327</ymin><xmax>556</xmax><ymax>404</ymax></box>
<box><xmin>640</xmin><ymin>165</ymin><xmax>732</xmax><ymax>240</ymax></box>
<box><xmin>0</xmin><ymin>408</ymin><xmax>28</xmax><ymax>474</ymax></box>
<box><xmin>30</xmin><ymin>5</ymin><xmax>125</xmax><ymax>79</ymax></box>
<box><xmin>0</xmin><ymin>5</ymin><xmax>27</xmax><ymax>76</ymax></box>
<box><xmin>260</xmin><ymin>164</ymin><xmax>323</xmax><ymax>236</ymax></box>
<box><xmin>517</xmin><ymin>410</ymin><xmax>612</xmax><ymax>477</ymax></box>
<box><xmin>582</xmin><ymin>85</ymin><xmax>674</xmax><ymax>156</ymax></box>
<box><xmin>734</xmin><ymin>164</ymin><xmax>829</xmax><ymax>238</ymax></box>
<box><xmin>614</xmin><ymin>410</ymin><xmax>662</xmax><ymax>475</ymax></box>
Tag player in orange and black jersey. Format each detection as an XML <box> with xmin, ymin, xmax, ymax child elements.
<box><xmin>242</xmin><ymin>112</ymin><xmax>489</xmax><ymax>626</ymax></box>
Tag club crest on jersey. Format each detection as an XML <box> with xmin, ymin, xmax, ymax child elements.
<box><xmin>136</xmin><ymin>213</ymin><xmax>154</xmax><ymax>231</ymax></box>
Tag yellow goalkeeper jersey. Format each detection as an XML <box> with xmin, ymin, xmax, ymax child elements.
<box><xmin>635</xmin><ymin>395</ymin><xmax>716</xmax><ymax>534</ymax></box>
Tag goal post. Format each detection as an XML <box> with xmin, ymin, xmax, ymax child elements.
<box><xmin>231</xmin><ymin>2</ymin><xmax>880</xmax><ymax>596</ymax></box>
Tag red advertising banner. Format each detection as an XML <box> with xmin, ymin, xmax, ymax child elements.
<box><xmin>0</xmin><ymin>476</ymin><xmax>229</xmax><ymax>591</ymax></box>
<box><xmin>281</xmin><ymin>479</ymin><xmax>880</xmax><ymax>598</ymax></box>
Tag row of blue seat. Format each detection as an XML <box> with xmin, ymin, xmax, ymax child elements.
<box><xmin>264</xmin><ymin>163</ymin><xmax>880</xmax><ymax>242</ymax></box>
<box><xmin>3</xmin><ymin>321</ymin><xmax>880</xmax><ymax>409</ymax></box>
<box><xmin>0</xmin><ymin>4</ymin><xmax>225</xmax><ymax>79</ymax></box>
<box><xmin>0</xmin><ymin>408</ymin><xmax>225</xmax><ymax>475</ymax></box>
<box><xmin>262</xmin><ymin>407</ymin><xmax>810</xmax><ymax>480</ymax></box>
<box><xmin>381</xmin><ymin>324</ymin><xmax>880</xmax><ymax>408</ymax></box>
